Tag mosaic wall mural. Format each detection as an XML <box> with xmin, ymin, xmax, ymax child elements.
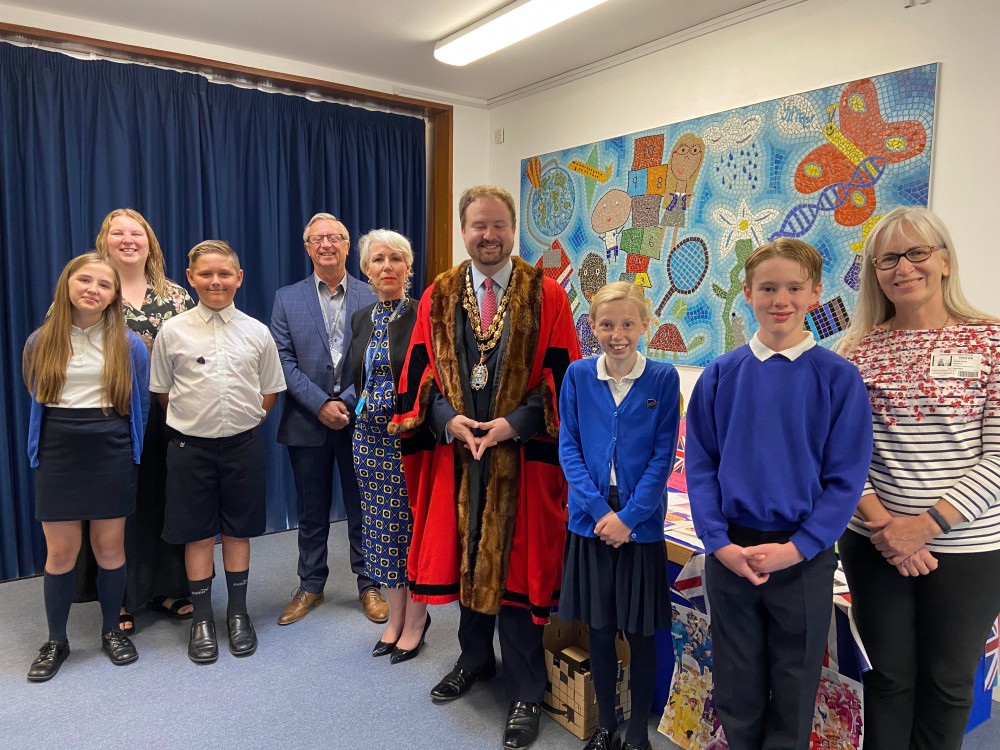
<box><xmin>519</xmin><ymin>64</ymin><xmax>937</xmax><ymax>365</ymax></box>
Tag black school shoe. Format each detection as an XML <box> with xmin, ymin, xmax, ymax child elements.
<box><xmin>101</xmin><ymin>630</ymin><xmax>139</xmax><ymax>666</ymax></box>
<box><xmin>188</xmin><ymin>619</ymin><xmax>219</xmax><ymax>664</ymax></box>
<box><xmin>227</xmin><ymin>613</ymin><xmax>257</xmax><ymax>657</ymax></box>
<box><xmin>27</xmin><ymin>640</ymin><xmax>70</xmax><ymax>682</ymax></box>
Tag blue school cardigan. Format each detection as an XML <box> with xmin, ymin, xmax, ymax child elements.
<box><xmin>26</xmin><ymin>330</ymin><xmax>151</xmax><ymax>467</ymax></box>
<box><xmin>558</xmin><ymin>356</ymin><xmax>680</xmax><ymax>543</ymax></box>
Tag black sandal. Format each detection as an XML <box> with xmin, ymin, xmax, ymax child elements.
<box><xmin>119</xmin><ymin>610</ymin><xmax>135</xmax><ymax>633</ymax></box>
<box><xmin>149</xmin><ymin>596</ymin><xmax>194</xmax><ymax>620</ymax></box>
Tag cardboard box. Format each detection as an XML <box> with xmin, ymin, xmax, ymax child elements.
<box><xmin>542</xmin><ymin>613</ymin><xmax>631</xmax><ymax>739</ymax></box>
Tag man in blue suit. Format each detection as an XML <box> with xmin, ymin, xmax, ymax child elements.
<box><xmin>270</xmin><ymin>213</ymin><xmax>386</xmax><ymax>624</ymax></box>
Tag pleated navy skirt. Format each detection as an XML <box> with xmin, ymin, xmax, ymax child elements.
<box><xmin>559</xmin><ymin>490</ymin><xmax>673</xmax><ymax>636</ymax></box>
<box><xmin>35</xmin><ymin>407</ymin><xmax>137</xmax><ymax>522</ymax></box>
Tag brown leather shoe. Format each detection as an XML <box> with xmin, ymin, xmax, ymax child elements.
<box><xmin>360</xmin><ymin>588</ymin><xmax>389</xmax><ymax>623</ymax></box>
<box><xmin>277</xmin><ymin>587</ymin><xmax>324</xmax><ymax>625</ymax></box>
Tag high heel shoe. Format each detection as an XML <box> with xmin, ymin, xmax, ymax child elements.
<box><xmin>372</xmin><ymin>636</ymin><xmax>398</xmax><ymax>657</ymax></box>
<box><xmin>389</xmin><ymin>613</ymin><xmax>430</xmax><ymax>664</ymax></box>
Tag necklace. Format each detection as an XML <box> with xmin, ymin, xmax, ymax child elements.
<box><xmin>462</xmin><ymin>267</ymin><xmax>512</xmax><ymax>390</ymax></box>
<box><xmin>884</xmin><ymin>313</ymin><xmax>952</xmax><ymax>365</ymax></box>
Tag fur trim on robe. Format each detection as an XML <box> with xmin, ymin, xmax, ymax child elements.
<box><xmin>391</xmin><ymin>257</ymin><xmax>580</xmax><ymax>622</ymax></box>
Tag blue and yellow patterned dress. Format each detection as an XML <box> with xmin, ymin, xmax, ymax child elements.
<box><xmin>352</xmin><ymin>300</ymin><xmax>411</xmax><ymax>588</ymax></box>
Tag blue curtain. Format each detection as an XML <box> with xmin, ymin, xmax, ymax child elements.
<box><xmin>0</xmin><ymin>43</ymin><xmax>427</xmax><ymax>580</ymax></box>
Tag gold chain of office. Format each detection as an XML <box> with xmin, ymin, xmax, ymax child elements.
<box><xmin>462</xmin><ymin>267</ymin><xmax>512</xmax><ymax>390</ymax></box>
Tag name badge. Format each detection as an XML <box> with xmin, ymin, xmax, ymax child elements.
<box><xmin>929</xmin><ymin>351</ymin><xmax>982</xmax><ymax>380</ymax></box>
<box><xmin>330</xmin><ymin>346</ymin><xmax>342</xmax><ymax>371</ymax></box>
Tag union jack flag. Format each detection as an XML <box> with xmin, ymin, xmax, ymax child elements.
<box><xmin>667</xmin><ymin>417</ymin><xmax>687</xmax><ymax>492</ymax></box>
<box><xmin>985</xmin><ymin>615</ymin><xmax>999</xmax><ymax>691</ymax></box>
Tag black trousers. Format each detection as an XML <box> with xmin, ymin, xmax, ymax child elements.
<box><xmin>456</xmin><ymin>603</ymin><xmax>547</xmax><ymax>703</ymax></box>
<box><xmin>705</xmin><ymin>544</ymin><xmax>836</xmax><ymax>750</ymax></box>
<box><xmin>287</xmin><ymin>428</ymin><xmax>373</xmax><ymax>595</ymax></box>
<box><xmin>839</xmin><ymin>530</ymin><xmax>1000</xmax><ymax>750</ymax></box>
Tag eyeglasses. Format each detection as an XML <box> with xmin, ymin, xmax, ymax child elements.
<box><xmin>307</xmin><ymin>233</ymin><xmax>347</xmax><ymax>245</ymax></box>
<box><xmin>871</xmin><ymin>245</ymin><xmax>939</xmax><ymax>270</ymax></box>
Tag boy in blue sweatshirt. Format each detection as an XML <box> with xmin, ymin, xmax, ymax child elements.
<box><xmin>686</xmin><ymin>238</ymin><xmax>872</xmax><ymax>750</ymax></box>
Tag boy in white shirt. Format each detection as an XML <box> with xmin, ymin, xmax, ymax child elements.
<box><xmin>150</xmin><ymin>240</ymin><xmax>286</xmax><ymax>664</ymax></box>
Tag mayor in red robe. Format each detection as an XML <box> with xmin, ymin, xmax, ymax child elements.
<box><xmin>390</xmin><ymin>185</ymin><xmax>580</xmax><ymax>749</ymax></box>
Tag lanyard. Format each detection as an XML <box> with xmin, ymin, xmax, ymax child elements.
<box><xmin>318</xmin><ymin>282</ymin><xmax>345</xmax><ymax>356</ymax></box>
<box><xmin>363</xmin><ymin>298</ymin><xmax>406</xmax><ymax>381</ymax></box>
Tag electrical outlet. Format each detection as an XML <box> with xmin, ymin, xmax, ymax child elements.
<box><xmin>494</xmin><ymin>128</ymin><xmax>504</xmax><ymax>144</ymax></box>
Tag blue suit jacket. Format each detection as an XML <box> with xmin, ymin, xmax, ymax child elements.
<box><xmin>271</xmin><ymin>273</ymin><xmax>376</xmax><ymax>447</ymax></box>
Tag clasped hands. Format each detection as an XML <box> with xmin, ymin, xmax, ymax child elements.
<box><xmin>594</xmin><ymin>511</ymin><xmax>632</xmax><ymax>548</ymax></box>
<box><xmin>866</xmin><ymin>515</ymin><xmax>939</xmax><ymax>577</ymax></box>
<box><xmin>715</xmin><ymin>542</ymin><xmax>805</xmax><ymax>586</ymax></box>
<box><xmin>318</xmin><ymin>399</ymin><xmax>351</xmax><ymax>429</ymax></box>
<box><xmin>446</xmin><ymin>414</ymin><xmax>516</xmax><ymax>460</ymax></box>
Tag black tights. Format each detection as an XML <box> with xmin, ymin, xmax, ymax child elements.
<box><xmin>589</xmin><ymin>625</ymin><xmax>657</xmax><ymax>747</ymax></box>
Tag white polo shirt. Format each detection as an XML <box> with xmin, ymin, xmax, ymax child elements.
<box><xmin>150</xmin><ymin>303</ymin><xmax>286</xmax><ymax>438</ymax></box>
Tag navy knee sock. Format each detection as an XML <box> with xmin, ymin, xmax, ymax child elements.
<box><xmin>225</xmin><ymin>569</ymin><xmax>249</xmax><ymax>617</ymax></box>
<box><xmin>588</xmin><ymin>625</ymin><xmax>623</xmax><ymax>732</ymax></box>
<box><xmin>624</xmin><ymin>631</ymin><xmax>658</xmax><ymax>748</ymax></box>
<box><xmin>43</xmin><ymin>569</ymin><xmax>75</xmax><ymax>643</ymax></box>
<box><xmin>188</xmin><ymin>576</ymin><xmax>214</xmax><ymax>623</ymax></box>
<box><xmin>96</xmin><ymin>564</ymin><xmax>127</xmax><ymax>635</ymax></box>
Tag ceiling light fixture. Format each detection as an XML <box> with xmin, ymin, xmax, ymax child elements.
<box><xmin>434</xmin><ymin>0</ymin><xmax>612</xmax><ymax>67</ymax></box>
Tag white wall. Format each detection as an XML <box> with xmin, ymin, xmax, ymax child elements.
<box><xmin>487</xmin><ymin>0</ymin><xmax>1000</xmax><ymax>318</ymax></box>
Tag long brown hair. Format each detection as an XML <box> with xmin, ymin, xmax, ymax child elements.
<box><xmin>95</xmin><ymin>208</ymin><xmax>170</xmax><ymax>297</ymax></box>
<box><xmin>23</xmin><ymin>253</ymin><xmax>133</xmax><ymax>414</ymax></box>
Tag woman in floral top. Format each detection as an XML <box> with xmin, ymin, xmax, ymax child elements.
<box><xmin>75</xmin><ymin>209</ymin><xmax>195</xmax><ymax>630</ymax></box>
<box><xmin>838</xmin><ymin>206</ymin><xmax>1000</xmax><ymax>750</ymax></box>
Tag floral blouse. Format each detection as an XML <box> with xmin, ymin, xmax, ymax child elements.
<box><xmin>124</xmin><ymin>281</ymin><xmax>195</xmax><ymax>352</ymax></box>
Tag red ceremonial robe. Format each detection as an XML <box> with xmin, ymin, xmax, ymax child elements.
<box><xmin>390</xmin><ymin>257</ymin><xmax>580</xmax><ymax>624</ymax></box>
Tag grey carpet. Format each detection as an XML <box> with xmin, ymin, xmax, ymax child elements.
<box><xmin>2</xmin><ymin>522</ymin><xmax>997</xmax><ymax>749</ymax></box>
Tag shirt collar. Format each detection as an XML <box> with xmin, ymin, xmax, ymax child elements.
<box><xmin>596</xmin><ymin>351</ymin><xmax>647</xmax><ymax>381</ymax></box>
<box><xmin>314</xmin><ymin>272</ymin><xmax>347</xmax><ymax>297</ymax></box>
<box><xmin>196</xmin><ymin>302</ymin><xmax>237</xmax><ymax>323</ymax></box>
<box><xmin>749</xmin><ymin>331</ymin><xmax>816</xmax><ymax>361</ymax></box>
<box><xmin>469</xmin><ymin>260</ymin><xmax>513</xmax><ymax>293</ymax></box>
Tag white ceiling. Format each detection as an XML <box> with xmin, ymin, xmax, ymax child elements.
<box><xmin>10</xmin><ymin>0</ymin><xmax>783</xmax><ymax>103</ymax></box>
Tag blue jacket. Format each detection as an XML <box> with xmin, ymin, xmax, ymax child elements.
<box><xmin>26</xmin><ymin>330</ymin><xmax>151</xmax><ymax>467</ymax></box>
<box><xmin>270</xmin><ymin>273</ymin><xmax>376</xmax><ymax>447</ymax></box>
<box><xmin>559</xmin><ymin>356</ymin><xmax>680</xmax><ymax>543</ymax></box>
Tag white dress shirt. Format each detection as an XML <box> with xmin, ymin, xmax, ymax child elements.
<box><xmin>596</xmin><ymin>351</ymin><xmax>647</xmax><ymax>486</ymax></box>
<box><xmin>469</xmin><ymin>260</ymin><xmax>513</xmax><ymax>311</ymax></box>
<box><xmin>52</xmin><ymin>322</ymin><xmax>106</xmax><ymax>408</ymax></box>
<box><xmin>150</xmin><ymin>303</ymin><xmax>286</xmax><ymax>438</ymax></box>
<box><xmin>748</xmin><ymin>331</ymin><xmax>817</xmax><ymax>362</ymax></box>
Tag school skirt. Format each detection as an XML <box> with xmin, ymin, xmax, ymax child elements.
<box><xmin>35</xmin><ymin>407</ymin><xmax>137</xmax><ymax>522</ymax></box>
<box><xmin>559</xmin><ymin>488</ymin><xmax>673</xmax><ymax>636</ymax></box>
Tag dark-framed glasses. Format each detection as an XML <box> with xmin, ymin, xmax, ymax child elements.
<box><xmin>871</xmin><ymin>245</ymin><xmax>940</xmax><ymax>270</ymax></box>
<box><xmin>307</xmin><ymin>233</ymin><xmax>347</xmax><ymax>245</ymax></box>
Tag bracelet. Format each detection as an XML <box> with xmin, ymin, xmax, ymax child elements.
<box><xmin>926</xmin><ymin>507</ymin><xmax>952</xmax><ymax>534</ymax></box>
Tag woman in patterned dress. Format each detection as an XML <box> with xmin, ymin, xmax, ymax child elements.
<box><xmin>80</xmin><ymin>208</ymin><xmax>196</xmax><ymax>629</ymax></box>
<box><xmin>837</xmin><ymin>206</ymin><xmax>1000</xmax><ymax>750</ymax></box>
<box><xmin>349</xmin><ymin>229</ymin><xmax>428</xmax><ymax>662</ymax></box>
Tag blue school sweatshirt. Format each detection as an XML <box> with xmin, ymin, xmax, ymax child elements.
<box><xmin>559</xmin><ymin>356</ymin><xmax>680</xmax><ymax>543</ymax></box>
<box><xmin>685</xmin><ymin>343</ymin><xmax>872</xmax><ymax>559</ymax></box>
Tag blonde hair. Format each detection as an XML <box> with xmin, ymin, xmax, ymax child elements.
<box><xmin>588</xmin><ymin>281</ymin><xmax>650</xmax><ymax>324</ymax></box>
<box><xmin>665</xmin><ymin>133</ymin><xmax>706</xmax><ymax>194</ymax></box>
<box><xmin>23</xmin><ymin>253</ymin><xmax>133</xmax><ymax>415</ymax></box>
<box><xmin>459</xmin><ymin>185</ymin><xmax>517</xmax><ymax>229</ymax></box>
<box><xmin>744</xmin><ymin>237</ymin><xmax>822</xmax><ymax>289</ymax></box>
<box><xmin>302</xmin><ymin>213</ymin><xmax>350</xmax><ymax>245</ymax></box>
<box><xmin>358</xmin><ymin>229</ymin><xmax>414</xmax><ymax>296</ymax></box>
<box><xmin>188</xmin><ymin>239</ymin><xmax>241</xmax><ymax>271</ymax></box>
<box><xmin>95</xmin><ymin>208</ymin><xmax>171</xmax><ymax>297</ymax></box>
<box><xmin>840</xmin><ymin>206</ymin><xmax>998</xmax><ymax>356</ymax></box>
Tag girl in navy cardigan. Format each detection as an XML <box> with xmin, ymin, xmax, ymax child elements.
<box><xmin>558</xmin><ymin>282</ymin><xmax>680</xmax><ymax>750</ymax></box>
